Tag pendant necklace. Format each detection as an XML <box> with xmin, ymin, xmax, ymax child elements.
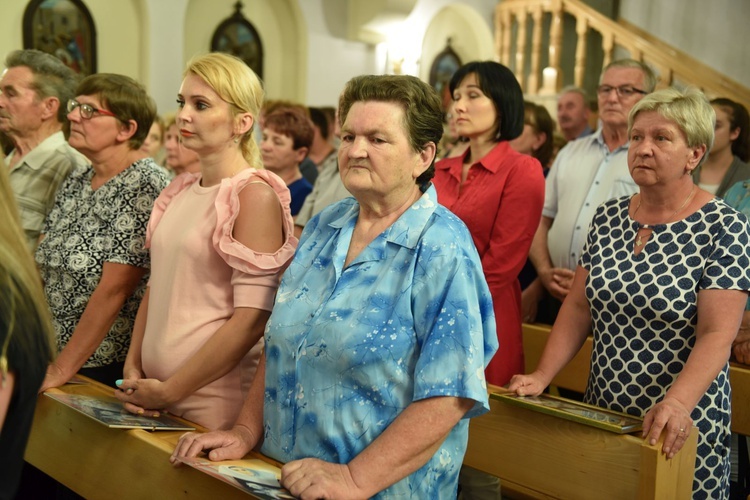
<box><xmin>632</xmin><ymin>184</ymin><xmax>695</xmax><ymax>247</ymax></box>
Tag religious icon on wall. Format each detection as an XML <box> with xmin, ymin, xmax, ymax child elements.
<box><xmin>429</xmin><ymin>38</ymin><xmax>462</xmax><ymax>111</ymax></box>
<box><xmin>23</xmin><ymin>0</ymin><xmax>97</xmax><ymax>75</ymax></box>
<box><xmin>211</xmin><ymin>1</ymin><xmax>264</xmax><ymax>79</ymax></box>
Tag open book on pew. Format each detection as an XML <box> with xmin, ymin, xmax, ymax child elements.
<box><xmin>493</xmin><ymin>392</ymin><xmax>643</xmax><ymax>434</ymax></box>
<box><xmin>178</xmin><ymin>457</ymin><xmax>293</xmax><ymax>499</ymax></box>
<box><xmin>44</xmin><ymin>393</ymin><xmax>195</xmax><ymax>431</ymax></box>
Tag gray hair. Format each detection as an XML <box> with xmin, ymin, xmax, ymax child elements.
<box><xmin>600</xmin><ymin>59</ymin><xmax>657</xmax><ymax>93</ymax></box>
<box><xmin>559</xmin><ymin>86</ymin><xmax>590</xmax><ymax>106</ymax></box>
<box><xmin>5</xmin><ymin>49</ymin><xmax>79</xmax><ymax>124</ymax></box>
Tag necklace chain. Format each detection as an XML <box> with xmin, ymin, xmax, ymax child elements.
<box><xmin>632</xmin><ymin>184</ymin><xmax>695</xmax><ymax>247</ymax></box>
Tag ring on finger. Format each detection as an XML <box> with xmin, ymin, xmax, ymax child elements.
<box><xmin>679</xmin><ymin>427</ymin><xmax>685</xmax><ymax>433</ymax></box>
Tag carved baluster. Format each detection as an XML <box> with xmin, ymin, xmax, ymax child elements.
<box><xmin>516</xmin><ymin>8</ymin><xmax>528</xmax><ymax>89</ymax></box>
<box><xmin>494</xmin><ymin>5</ymin><xmax>503</xmax><ymax>63</ymax></box>
<box><xmin>662</xmin><ymin>67</ymin><xmax>673</xmax><ymax>88</ymax></box>
<box><xmin>528</xmin><ymin>5</ymin><xmax>543</xmax><ymax>94</ymax></box>
<box><xmin>501</xmin><ymin>8</ymin><xmax>512</xmax><ymax>67</ymax></box>
<box><xmin>549</xmin><ymin>0</ymin><xmax>563</xmax><ymax>90</ymax></box>
<box><xmin>574</xmin><ymin>16</ymin><xmax>588</xmax><ymax>88</ymax></box>
<box><xmin>602</xmin><ymin>33</ymin><xmax>614</xmax><ymax>69</ymax></box>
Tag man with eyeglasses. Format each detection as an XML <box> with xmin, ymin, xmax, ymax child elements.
<box><xmin>524</xmin><ymin>59</ymin><xmax>657</xmax><ymax>325</ymax></box>
<box><xmin>0</xmin><ymin>49</ymin><xmax>87</xmax><ymax>250</ymax></box>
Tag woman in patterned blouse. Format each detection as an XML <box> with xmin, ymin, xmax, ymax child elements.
<box><xmin>35</xmin><ymin>74</ymin><xmax>169</xmax><ymax>390</ymax></box>
<box><xmin>510</xmin><ymin>88</ymin><xmax>750</xmax><ymax>499</ymax></box>
<box><xmin>172</xmin><ymin>74</ymin><xmax>498</xmax><ymax>499</ymax></box>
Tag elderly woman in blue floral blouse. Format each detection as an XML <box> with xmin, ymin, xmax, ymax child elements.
<box><xmin>172</xmin><ymin>74</ymin><xmax>497</xmax><ymax>499</ymax></box>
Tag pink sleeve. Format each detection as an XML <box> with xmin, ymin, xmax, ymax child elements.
<box><xmin>213</xmin><ymin>168</ymin><xmax>298</xmax><ymax>311</ymax></box>
<box><xmin>145</xmin><ymin>172</ymin><xmax>200</xmax><ymax>249</ymax></box>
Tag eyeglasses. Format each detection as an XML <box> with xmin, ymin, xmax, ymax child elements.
<box><xmin>67</xmin><ymin>99</ymin><xmax>117</xmax><ymax>120</ymax></box>
<box><xmin>596</xmin><ymin>85</ymin><xmax>648</xmax><ymax>98</ymax></box>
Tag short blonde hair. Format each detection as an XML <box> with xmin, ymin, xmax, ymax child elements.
<box><xmin>184</xmin><ymin>53</ymin><xmax>264</xmax><ymax>167</ymax></box>
<box><xmin>628</xmin><ymin>87</ymin><xmax>715</xmax><ymax>167</ymax></box>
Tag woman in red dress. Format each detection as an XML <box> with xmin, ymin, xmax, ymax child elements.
<box><xmin>433</xmin><ymin>61</ymin><xmax>545</xmax><ymax>386</ymax></box>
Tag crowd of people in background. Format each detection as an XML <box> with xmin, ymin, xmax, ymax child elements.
<box><xmin>2</xmin><ymin>45</ymin><xmax>750</xmax><ymax>499</ymax></box>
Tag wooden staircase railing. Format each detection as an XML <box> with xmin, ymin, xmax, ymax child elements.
<box><xmin>495</xmin><ymin>0</ymin><xmax>750</xmax><ymax>108</ymax></box>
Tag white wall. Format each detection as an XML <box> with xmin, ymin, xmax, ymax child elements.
<box><xmin>7</xmin><ymin>0</ymin><xmax>744</xmax><ymax>112</ymax></box>
<box><xmin>408</xmin><ymin>0</ymin><xmax>496</xmax><ymax>79</ymax></box>
<box><xmin>297</xmin><ymin>0</ymin><xmax>377</xmax><ymax>107</ymax></box>
<box><xmin>298</xmin><ymin>0</ymin><xmax>496</xmax><ymax>106</ymax></box>
<box><xmin>184</xmin><ymin>0</ymin><xmax>306</xmax><ymax>103</ymax></box>
<box><xmin>620</xmin><ymin>0</ymin><xmax>750</xmax><ymax>87</ymax></box>
<box><xmin>420</xmin><ymin>3</ymin><xmax>495</xmax><ymax>84</ymax></box>
<box><xmin>142</xmin><ymin>0</ymin><xmax>189</xmax><ymax>115</ymax></box>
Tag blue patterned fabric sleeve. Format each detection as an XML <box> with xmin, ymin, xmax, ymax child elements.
<box><xmin>411</xmin><ymin>227</ymin><xmax>496</xmax><ymax>418</ymax></box>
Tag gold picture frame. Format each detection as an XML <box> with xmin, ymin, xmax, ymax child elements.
<box><xmin>211</xmin><ymin>1</ymin><xmax>263</xmax><ymax>79</ymax></box>
<box><xmin>23</xmin><ymin>0</ymin><xmax>97</xmax><ymax>75</ymax></box>
<box><xmin>493</xmin><ymin>392</ymin><xmax>643</xmax><ymax>434</ymax></box>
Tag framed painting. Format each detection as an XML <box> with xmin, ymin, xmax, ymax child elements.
<box><xmin>23</xmin><ymin>0</ymin><xmax>96</xmax><ymax>75</ymax></box>
<box><xmin>211</xmin><ymin>1</ymin><xmax>264</xmax><ymax>79</ymax></box>
<box><xmin>429</xmin><ymin>39</ymin><xmax>462</xmax><ymax>107</ymax></box>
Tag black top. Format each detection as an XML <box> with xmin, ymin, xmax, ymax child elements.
<box><xmin>0</xmin><ymin>270</ymin><xmax>50</xmax><ymax>500</ymax></box>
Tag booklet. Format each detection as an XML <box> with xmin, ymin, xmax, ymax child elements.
<box><xmin>493</xmin><ymin>392</ymin><xmax>643</xmax><ymax>434</ymax></box>
<box><xmin>178</xmin><ymin>457</ymin><xmax>293</xmax><ymax>499</ymax></box>
<box><xmin>45</xmin><ymin>393</ymin><xmax>195</xmax><ymax>431</ymax></box>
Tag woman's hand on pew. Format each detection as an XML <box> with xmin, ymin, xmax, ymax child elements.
<box><xmin>642</xmin><ymin>397</ymin><xmax>693</xmax><ymax>459</ymax></box>
<box><xmin>507</xmin><ymin>372</ymin><xmax>547</xmax><ymax>397</ymax></box>
<box><xmin>114</xmin><ymin>377</ymin><xmax>173</xmax><ymax>418</ymax></box>
<box><xmin>170</xmin><ymin>424</ymin><xmax>258</xmax><ymax>464</ymax></box>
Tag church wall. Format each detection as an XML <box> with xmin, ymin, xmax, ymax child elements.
<box><xmin>1</xmin><ymin>0</ymin><xmax>746</xmax><ymax>113</ymax></box>
<box><xmin>0</xmin><ymin>0</ymin><xmax>144</xmax><ymax>82</ymax></box>
<box><xmin>619</xmin><ymin>0</ymin><xmax>750</xmax><ymax>87</ymax></box>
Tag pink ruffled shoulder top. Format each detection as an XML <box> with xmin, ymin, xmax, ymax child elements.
<box><xmin>141</xmin><ymin>168</ymin><xmax>296</xmax><ymax>430</ymax></box>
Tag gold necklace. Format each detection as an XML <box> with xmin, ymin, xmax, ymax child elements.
<box><xmin>632</xmin><ymin>184</ymin><xmax>695</xmax><ymax>247</ymax></box>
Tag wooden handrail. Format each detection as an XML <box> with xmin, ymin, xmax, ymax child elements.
<box><xmin>496</xmin><ymin>0</ymin><xmax>750</xmax><ymax>108</ymax></box>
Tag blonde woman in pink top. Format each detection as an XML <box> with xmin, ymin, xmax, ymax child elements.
<box><xmin>115</xmin><ymin>53</ymin><xmax>296</xmax><ymax>430</ymax></box>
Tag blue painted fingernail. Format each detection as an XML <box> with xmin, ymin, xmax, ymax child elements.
<box><xmin>115</xmin><ymin>379</ymin><xmax>123</xmax><ymax>386</ymax></box>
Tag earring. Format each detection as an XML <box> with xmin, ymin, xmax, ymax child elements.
<box><xmin>234</xmin><ymin>136</ymin><xmax>240</xmax><ymax>144</ymax></box>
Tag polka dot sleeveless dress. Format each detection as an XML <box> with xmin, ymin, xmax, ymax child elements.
<box><xmin>580</xmin><ymin>196</ymin><xmax>750</xmax><ymax>499</ymax></box>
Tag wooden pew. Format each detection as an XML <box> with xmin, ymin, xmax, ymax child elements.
<box><xmin>25</xmin><ymin>378</ymin><xmax>280</xmax><ymax>499</ymax></box>
<box><xmin>522</xmin><ymin>322</ymin><xmax>750</xmax><ymax>435</ymax></box>
<box><xmin>464</xmin><ymin>386</ymin><xmax>698</xmax><ymax>500</ymax></box>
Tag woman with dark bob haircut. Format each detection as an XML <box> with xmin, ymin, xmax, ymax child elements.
<box><xmin>433</xmin><ymin>61</ymin><xmax>545</xmax><ymax>387</ymax></box>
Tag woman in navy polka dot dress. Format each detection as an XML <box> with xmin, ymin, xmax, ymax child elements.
<box><xmin>509</xmin><ymin>88</ymin><xmax>750</xmax><ymax>499</ymax></box>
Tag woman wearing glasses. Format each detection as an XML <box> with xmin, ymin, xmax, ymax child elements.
<box><xmin>511</xmin><ymin>88</ymin><xmax>750</xmax><ymax>499</ymax></box>
<box><xmin>35</xmin><ymin>73</ymin><xmax>169</xmax><ymax>390</ymax></box>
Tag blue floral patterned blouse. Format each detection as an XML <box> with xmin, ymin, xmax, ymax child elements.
<box><xmin>261</xmin><ymin>185</ymin><xmax>498</xmax><ymax>498</ymax></box>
